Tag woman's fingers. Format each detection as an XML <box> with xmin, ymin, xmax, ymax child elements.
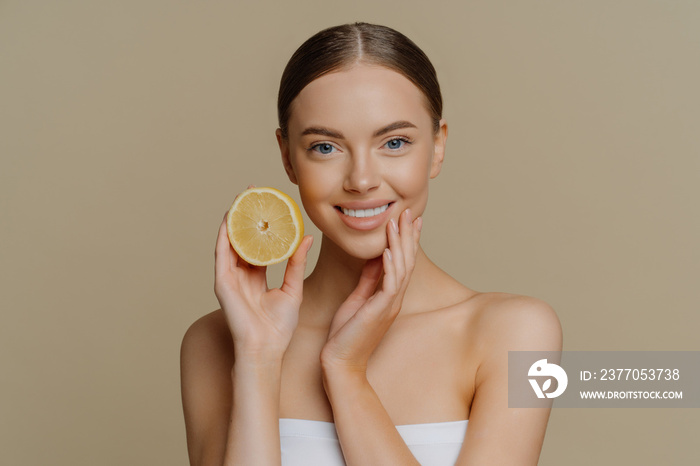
<box><xmin>386</xmin><ymin>214</ymin><xmax>405</xmax><ymax>290</ymax></box>
<box><xmin>215</xmin><ymin>215</ymin><xmax>237</xmax><ymax>277</ymax></box>
<box><xmin>399</xmin><ymin>209</ymin><xmax>421</xmax><ymax>285</ymax></box>
<box><xmin>280</xmin><ymin>235</ymin><xmax>314</xmax><ymax>301</ymax></box>
<box><xmin>351</xmin><ymin>257</ymin><xmax>384</xmax><ymax>300</ymax></box>
<box><xmin>386</xmin><ymin>209</ymin><xmax>419</xmax><ymax>292</ymax></box>
<box><xmin>399</xmin><ymin>209</ymin><xmax>417</xmax><ymax>274</ymax></box>
<box><xmin>323</xmin><ymin>209</ymin><xmax>423</xmax><ymax>368</ymax></box>
<box><xmin>381</xmin><ymin>247</ymin><xmax>397</xmax><ymax>297</ymax></box>
<box><xmin>374</xmin><ymin>208</ymin><xmax>422</xmax><ymax>315</ymax></box>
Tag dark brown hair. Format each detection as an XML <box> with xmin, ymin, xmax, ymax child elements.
<box><xmin>277</xmin><ymin>22</ymin><xmax>442</xmax><ymax>139</ymax></box>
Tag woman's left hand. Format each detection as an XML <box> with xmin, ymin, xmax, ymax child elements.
<box><xmin>320</xmin><ymin>209</ymin><xmax>422</xmax><ymax>373</ymax></box>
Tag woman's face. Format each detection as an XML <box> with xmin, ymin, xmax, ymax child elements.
<box><xmin>277</xmin><ymin>63</ymin><xmax>447</xmax><ymax>259</ymax></box>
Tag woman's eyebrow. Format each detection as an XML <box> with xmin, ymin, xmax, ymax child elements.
<box><xmin>300</xmin><ymin>121</ymin><xmax>417</xmax><ymax>139</ymax></box>
<box><xmin>301</xmin><ymin>126</ymin><xmax>344</xmax><ymax>139</ymax></box>
<box><xmin>373</xmin><ymin>120</ymin><xmax>417</xmax><ymax>137</ymax></box>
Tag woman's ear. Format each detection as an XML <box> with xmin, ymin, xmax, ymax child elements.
<box><xmin>430</xmin><ymin>119</ymin><xmax>448</xmax><ymax>179</ymax></box>
<box><xmin>276</xmin><ymin>128</ymin><xmax>298</xmax><ymax>185</ymax></box>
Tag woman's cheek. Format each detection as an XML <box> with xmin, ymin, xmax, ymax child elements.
<box><xmin>389</xmin><ymin>157</ymin><xmax>432</xmax><ymax>206</ymax></box>
<box><xmin>295</xmin><ymin>171</ymin><xmax>336</xmax><ymax>230</ymax></box>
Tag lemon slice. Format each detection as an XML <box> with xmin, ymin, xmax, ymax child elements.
<box><xmin>226</xmin><ymin>187</ymin><xmax>304</xmax><ymax>266</ymax></box>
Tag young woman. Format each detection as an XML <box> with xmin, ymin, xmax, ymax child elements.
<box><xmin>181</xmin><ymin>22</ymin><xmax>562</xmax><ymax>465</ymax></box>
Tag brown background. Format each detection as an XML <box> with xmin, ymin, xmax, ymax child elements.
<box><xmin>1</xmin><ymin>1</ymin><xmax>698</xmax><ymax>464</ymax></box>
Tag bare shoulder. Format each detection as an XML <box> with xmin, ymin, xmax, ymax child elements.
<box><xmin>411</xmin><ymin>259</ymin><xmax>560</xmax><ymax>352</ymax></box>
<box><xmin>180</xmin><ymin>310</ymin><xmax>234</xmax><ymax>464</ymax></box>
<box><xmin>181</xmin><ymin>309</ymin><xmax>232</xmax><ymax>361</ymax></box>
<box><xmin>468</xmin><ymin>292</ymin><xmax>563</xmax><ymax>352</ymax></box>
<box><xmin>180</xmin><ymin>308</ymin><xmax>234</xmax><ymax>400</ymax></box>
<box><xmin>180</xmin><ymin>309</ymin><xmax>234</xmax><ymax>396</ymax></box>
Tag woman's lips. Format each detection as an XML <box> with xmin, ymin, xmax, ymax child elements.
<box><xmin>335</xmin><ymin>202</ymin><xmax>394</xmax><ymax>231</ymax></box>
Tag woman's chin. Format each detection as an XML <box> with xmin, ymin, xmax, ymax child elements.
<box><xmin>351</xmin><ymin>249</ymin><xmax>385</xmax><ymax>261</ymax></box>
<box><xmin>320</xmin><ymin>230</ymin><xmax>389</xmax><ymax>262</ymax></box>
<box><xmin>342</xmin><ymin>239</ymin><xmax>388</xmax><ymax>261</ymax></box>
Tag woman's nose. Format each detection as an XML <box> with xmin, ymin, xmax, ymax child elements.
<box><xmin>343</xmin><ymin>151</ymin><xmax>380</xmax><ymax>194</ymax></box>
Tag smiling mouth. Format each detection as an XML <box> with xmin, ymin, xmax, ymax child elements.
<box><xmin>335</xmin><ymin>203</ymin><xmax>392</xmax><ymax>218</ymax></box>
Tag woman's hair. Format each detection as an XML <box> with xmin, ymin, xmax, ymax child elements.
<box><xmin>277</xmin><ymin>22</ymin><xmax>442</xmax><ymax>139</ymax></box>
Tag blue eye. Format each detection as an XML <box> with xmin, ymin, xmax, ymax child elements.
<box><xmin>311</xmin><ymin>143</ymin><xmax>336</xmax><ymax>155</ymax></box>
<box><xmin>385</xmin><ymin>138</ymin><xmax>409</xmax><ymax>150</ymax></box>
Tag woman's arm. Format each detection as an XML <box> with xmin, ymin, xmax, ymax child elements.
<box><xmin>181</xmin><ymin>311</ymin><xmax>235</xmax><ymax>465</ymax></box>
<box><xmin>322</xmin><ymin>366</ymin><xmax>420</xmax><ymax>465</ymax></box>
<box><xmin>181</xmin><ymin>213</ymin><xmax>313</xmax><ymax>465</ymax></box>
<box><xmin>457</xmin><ymin>296</ymin><xmax>563</xmax><ymax>465</ymax></box>
<box><xmin>180</xmin><ymin>312</ymin><xmax>290</xmax><ymax>466</ymax></box>
<box><xmin>320</xmin><ymin>209</ymin><xmax>422</xmax><ymax>465</ymax></box>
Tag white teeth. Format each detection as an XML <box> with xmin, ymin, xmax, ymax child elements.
<box><xmin>341</xmin><ymin>204</ymin><xmax>389</xmax><ymax>218</ymax></box>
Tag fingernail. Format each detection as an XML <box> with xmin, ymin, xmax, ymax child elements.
<box><xmin>406</xmin><ymin>208</ymin><xmax>412</xmax><ymax>221</ymax></box>
<box><xmin>390</xmin><ymin>219</ymin><xmax>398</xmax><ymax>233</ymax></box>
<box><xmin>385</xmin><ymin>248</ymin><xmax>392</xmax><ymax>260</ymax></box>
<box><xmin>416</xmin><ymin>217</ymin><xmax>423</xmax><ymax>232</ymax></box>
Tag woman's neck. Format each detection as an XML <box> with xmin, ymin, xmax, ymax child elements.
<box><xmin>302</xmin><ymin>235</ymin><xmax>368</xmax><ymax>319</ymax></box>
<box><xmin>300</xmin><ymin>234</ymin><xmax>440</xmax><ymax>328</ymax></box>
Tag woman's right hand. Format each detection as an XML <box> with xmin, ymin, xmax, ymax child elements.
<box><xmin>214</xmin><ymin>202</ymin><xmax>313</xmax><ymax>363</ymax></box>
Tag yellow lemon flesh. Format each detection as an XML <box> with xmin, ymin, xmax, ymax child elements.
<box><xmin>226</xmin><ymin>187</ymin><xmax>304</xmax><ymax>266</ymax></box>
